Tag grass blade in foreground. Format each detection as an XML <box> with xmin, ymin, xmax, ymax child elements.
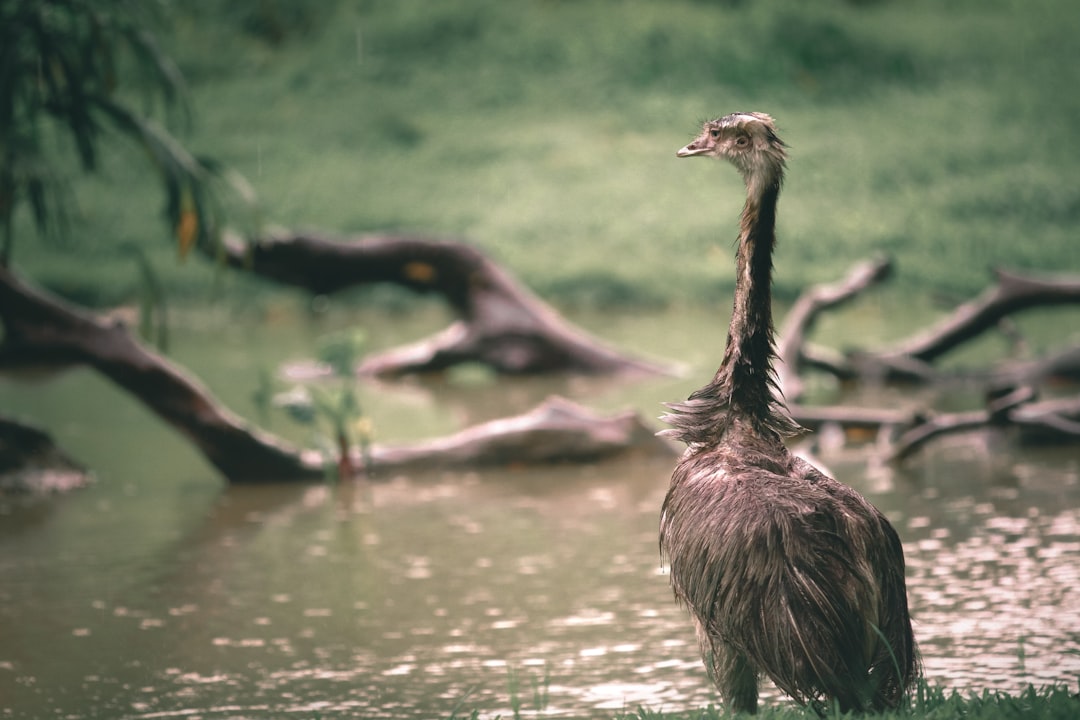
<box><xmin>614</xmin><ymin>682</ymin><xmax>1080</xmax><ymax>720</ymax></box>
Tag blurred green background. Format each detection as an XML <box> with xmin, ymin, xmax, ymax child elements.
<box><xmin>10</xmin><ymin>0</ymin><xmax>1080</xmax><ymax>312</ymax></box>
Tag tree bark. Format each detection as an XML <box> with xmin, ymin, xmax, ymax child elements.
<box><xmin>220</xmin><ymin>230</ymin><xmax>671</xmax><ymax>377</ymax></box>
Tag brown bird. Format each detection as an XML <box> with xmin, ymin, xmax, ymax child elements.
<box><xmin>659</xmin><ymin>112</ymin><xmax>918</xmax><ymax>713</ymax></box>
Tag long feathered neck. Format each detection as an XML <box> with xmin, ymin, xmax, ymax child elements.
<box><xmin>663</xmin><ymin>168</ymin><xmax>800</xmax><ymax>446</ymax></box>
<box><xmin>721</xmin><ymin>178</ymin><xmax>782</xmax><ymax>422</ymax></box>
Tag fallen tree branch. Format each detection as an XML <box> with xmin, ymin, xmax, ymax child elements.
<box><xmin>761</xmin><ymin>258</ymin><xmax>1080</xmax><ymax>459</ymax></box>
<box><xmin>989</xmin><ymin>344</ymin><xmax>1080</xmax><ymax>388</ymax></box>
<box><xmin>776</xmin><ymin>255</ymin><xmax>893</xmax><ymax>401</ymax></box>
<box><xmin>221</xmin><ymin>230</ymin><xmax>671</xmax><ymax>377</ymax></box>
<box><xmin>886</xmin><ymin>386</ymin><xmax>1034</xmax><ymax>462</ymax></box>
<box><xmin>778</xmin><ymin>264</ymin><xmax>1080</xmax><ymax>391</ymax></box>
<box><xmin>786</xmin><ymin>384</ymin><xmax>1080</xmax><ymax>462</ymax></box>
<box><xmin>369</xmin><ymin>395</ymin><xmax>674</xmax><ymax>473</ymax></box>
<box><xmin>879</xmin><ymin>268</ymin><xmax>1080</xmax><ymax>364</ymax></box>
<box><xmin>0</xmin><ymin>264</ymin><xmax>322</xmax><ymax>482</ymax></box>
<box><xmin>886</xmin><ymin>387</ymin><xmax>1080</xmax><ymax>462</ymax></box>
<box><xmin>0</xmin><ymin>265</ymin><xmax>669</xmax><ymax>482</ymax></box>
<box><xmin>1009</xmin><ymin>394</ymin><xmax>1080</xmax><ymax>440</ymax></box>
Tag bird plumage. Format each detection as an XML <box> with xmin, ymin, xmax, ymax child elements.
<box><xmin>660</xmin><ymin>112</ymin><xmax>918</xmax><ymax>713</ymax></box>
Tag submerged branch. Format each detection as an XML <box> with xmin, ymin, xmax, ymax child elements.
<box><xmin>886</xmin><ymin>387</ymin><xmax>1080</xmax><ymax>462</ymax></box>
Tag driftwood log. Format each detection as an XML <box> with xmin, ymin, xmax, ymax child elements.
<box><xmin>0</xmin><ymin>264</ymin><xmax>669</xmax><ymax>487</ymax></box>
<box><xmin>880</xmin><ymin>269</ymin><xmax>1080</xmax><ymax>363</ymax></box>
<box><xmin>0</xmin><ymin>263</ymin><xmax>318</xmax><ymax>482</ymax></box>
<box><xmin>369</xmin><ymin>395</ymin><xmax>673</xmax><ymax>473</ymax></box>
<box><xmin>825</xmin><ymin>268</ymin><xmax>1080</xmax><ymax>384</ymax></box>
<box><xmin>773</xmin><ymin>262</ymin><xmax>1080</xmax><ymax>460</ymax></box>
<box><xmin>221</xmin><ymin>230</ymin><xmax>669</xmax><ymax>377</ymax></box>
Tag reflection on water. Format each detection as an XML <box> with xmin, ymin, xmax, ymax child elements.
<box><xmin>907</xmin><ymin>494</ymin><xmax>1080</xmax><ymax>691</ymax></box>
<box><xmin>1</xmin><ymin>308</ymin><xmax>1079</xmax><ymax>718</ymax></box>
<box><xmin>2</xmin><ymin>450</ymin><xmax>1078</xmax><ymax>719</ymax></box>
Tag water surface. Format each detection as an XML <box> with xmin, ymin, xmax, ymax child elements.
<box><xmin>1</xmin><ymin>304</ymin><xmax>1078</xmax><ymax>718</ymax></box>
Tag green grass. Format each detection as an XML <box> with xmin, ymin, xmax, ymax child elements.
<box><xmin>438</xmin><ymin>677</ymin><xmax>1080</xmax><ymax>716</ymax></box>
<box><xmin>440</xmin><ymin>663</ymin><xmax>1080</xmax><ymax>720</ymax></box>
<box><xmin>443</xmin><ymin>680</ymin><xmax>1080</xmax><ymax>719</ymax></box>
<box><xmin>9</xmin><ymin>0</ymin><xmax>1080</xmax><ymax>315</ymax></box>
<box><xmin>616</xmin><ymin>684</ymin><xmax>1080</xmax><ymax>720</ymax></box>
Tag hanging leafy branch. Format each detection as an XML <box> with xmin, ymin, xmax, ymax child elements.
<box><xmin>0</xmin><ymin>0</ymin><xmax>251</xmax><ymax>265</ymax></box>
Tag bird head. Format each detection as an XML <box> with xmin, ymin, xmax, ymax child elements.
<box><xmin>677</xmin><ymin>112</ymin><xmax>786</xmax><ymax>191</ymax></box>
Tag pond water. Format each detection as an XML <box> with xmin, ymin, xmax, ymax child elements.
<box><xmin>1</xmin><ymin>302</ymin><xmax>1078</xmax><ymax>719</ymax></box>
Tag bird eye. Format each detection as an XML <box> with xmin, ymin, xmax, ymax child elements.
<box><xmin>709</xmin><ymin>129</ymin><xmax>720</xmax><ymax>139</ymax></box>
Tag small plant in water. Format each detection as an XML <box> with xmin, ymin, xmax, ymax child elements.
<box><xmin>273</xmin><ymin>329</ymin><xmax>374</xmax><ymax>481</ymax></box>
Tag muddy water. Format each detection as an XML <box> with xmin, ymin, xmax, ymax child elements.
<box><xmin>1</xmin><ymin>304</ymin><xmax>1078</xmax><ymax>718</ymax></box>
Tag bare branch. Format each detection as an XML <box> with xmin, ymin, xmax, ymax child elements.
<box><xmin>776</xmin><ymin>255</ymin><xmax>893</xmax><ymax>401</ymax></box>
<box><xmin>881</xmin><ymin>269</ymin><xmax>1080</xmax><ymax>363</ymax></box>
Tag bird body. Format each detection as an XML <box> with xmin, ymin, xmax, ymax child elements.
<box><xmin>660</xmin><ymin>113</ymin><xmax>917</xmax><ymax>713</ymax></box>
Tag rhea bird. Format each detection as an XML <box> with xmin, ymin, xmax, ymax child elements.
<box><xmin>659</xmin><ymin>113</ymin><xmax>918</xmax><ymax>713</ymax></box>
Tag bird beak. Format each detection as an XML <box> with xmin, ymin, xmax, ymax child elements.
<box><xmin>677</xmin><ymin>141</ymin><xmax>710</xmax><ymax>158</ymax></box>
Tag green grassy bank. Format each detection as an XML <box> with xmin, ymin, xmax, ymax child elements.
<box><xmin>616</xmin><ymin>685</ymin><xmax>1080</xmax><ymax>720</ymax></box>
<box><xmin>441</xmin><ymin>681</ymin><xmax>1080</xmax><ymax>719</ymax></box>
<box><xmin>446</xmin><ymin>680</ymin><xmax>1080</xmax><ymax>719</ymax></box>
<box><xmin>11</xmin><ymin>0</ymin><xmax>1080</xmax><ymax>311</ymax></box>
